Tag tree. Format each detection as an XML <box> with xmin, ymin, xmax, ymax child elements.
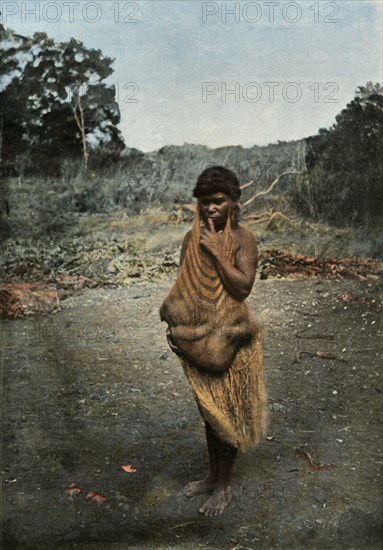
<box><xmin>0</xmin><ymin>24</ymin><xmax>32</xmax><ymax>163</ymax></box>
<box><xmin>0</xmin><ymin>25</ymin><xmax>125</xmax><ymax>174</ymax></box>
<box><xmin>296</xmin><ymin>83</ymin><xmax>383</xmax><ymax>225</ymax></box>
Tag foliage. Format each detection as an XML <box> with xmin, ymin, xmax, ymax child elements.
<box><xmin>293</xmin><ymin>83</ymin><xmax>383</xmax><ymax>226</ymax></box>
<box><xmin>0</xmin><ymin>24</ymin><xmax>124</xmax><ymax>171</ymax></box>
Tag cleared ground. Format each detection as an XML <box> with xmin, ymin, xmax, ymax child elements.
<box><xmin>1</xmin><ymin>274</ymin><xmax>382</xmax><ymax>549</ymax></box>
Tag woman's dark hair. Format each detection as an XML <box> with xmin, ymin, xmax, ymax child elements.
<box><xmin>193</xmin><ymin>166</ymin><xmax>241</xmax><ymax>201</ymax></box>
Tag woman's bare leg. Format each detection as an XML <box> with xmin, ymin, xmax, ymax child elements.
<box><xmin>198</xmin><ymin>436</ymin><xmax>237</xmax><ymax>516</ymax></box>
<box><xmin>183</xmin><ymin>422</ymin><xmax>219</xmax><ymax>497</ymax></box>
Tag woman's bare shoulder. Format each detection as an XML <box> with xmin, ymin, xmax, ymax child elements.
<box><xmin>233</xmin><ymin>224</ymin><xmax>257</xmax><ymax>246</ymax></box>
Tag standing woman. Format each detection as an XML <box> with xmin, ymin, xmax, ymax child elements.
<box><xmin>160</xmin><ymin>166</ymin><xmax>268</xmax><ymax>516</ymax></box>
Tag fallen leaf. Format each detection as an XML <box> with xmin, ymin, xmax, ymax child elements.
<box><xmin>93</xmin><ymin>494</ymin><xmax>106</xmax><ymax>504</ymax></box>
<box><xmin>65</xmin><ymin>483</ymin><xmax>81</xmax><ymax>497</ymax></box>
<box><xmin>122</xmin><ymin>465</ymin><xmax>137</xmax><ymax>473</ymax></box>
<box><xmin>340</xmin><ymin>291</ymin><xmax>352</xmax><ymax>302</ymax></box>
<box><xmin>86</xmin><ymin>491</ymin><xmax>106</xmax><ymax>504</ymax></box>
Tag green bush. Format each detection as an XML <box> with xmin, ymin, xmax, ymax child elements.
<box><xmin>291</xmin><ymin>83</ymin><xmax>383</xmax><ymax>227</ymax></box>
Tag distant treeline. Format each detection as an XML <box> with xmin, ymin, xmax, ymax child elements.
<box><xmin>1</xmin><ymin>22</ymin><xmax>382</xmax><ymax>227</ymax></box>
<box><xmin>292</xmin><ymin>83</ymin><xmax>383</xmax><ymax>226</ymax></box>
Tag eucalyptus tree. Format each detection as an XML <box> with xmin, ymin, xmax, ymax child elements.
<box><xmin>0</xmin><ymin>24</ymin><xmax>124</xmax><ymax>175</ymax></box>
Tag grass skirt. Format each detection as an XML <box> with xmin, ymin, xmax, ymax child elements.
<box><xmin>181</xmin><ymin>329</ymin><xmax>268</xmax><ymax>451</ymax></box>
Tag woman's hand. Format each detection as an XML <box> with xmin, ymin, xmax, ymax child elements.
<box><xmin>201</xmin><ymin>222</ymin><xmax>258</xmax><ymax>302</ymax></box>
<box><xmin>200</xmin><ymin>218</ymin><xmax>228</xmax><ymax>262</ymax></box>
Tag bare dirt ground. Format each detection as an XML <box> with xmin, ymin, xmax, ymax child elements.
<box><xmin>1</xmin><ymin>276</ymin><xmax>382</xmax><ymax>550</ymax></box>
<box><xmin>1</xmin><ymin>214</ymin><xmax>383</xmax><ymax>549</ymax></box>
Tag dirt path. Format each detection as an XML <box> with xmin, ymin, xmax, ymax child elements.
<box><xmin>1</xmin><ymin>278</ymin><xmax>382</xmax><ymax>549</ymax></box>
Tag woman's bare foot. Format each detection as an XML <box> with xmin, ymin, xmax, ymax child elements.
<box><xmin>183</xmin><ymin>478</ymin><xmax>216</xmax><ymax>497</ymax></box>
<box><xmin>198</xmin><ymin>485</ymin><xmax>232</xmax><ymax>516</ymax></box>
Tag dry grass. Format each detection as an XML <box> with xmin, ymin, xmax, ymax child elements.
<box><xmin>3</xmin><ymin>177</ymin><xmax>382</xmax><ymax>261</ymax></box>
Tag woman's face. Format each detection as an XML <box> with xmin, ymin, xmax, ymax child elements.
<box><xmin>198</xmin><ymin>192</ymin><xmax>234</xmax><ymax>230</ymax></box>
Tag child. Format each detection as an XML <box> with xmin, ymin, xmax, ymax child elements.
<box><xmin>160</xmin><ymin>166</ymin><xmax>268</xmax><ymax>516</ymax></box>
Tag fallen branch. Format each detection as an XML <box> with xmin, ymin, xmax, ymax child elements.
<box><xmin>242</xmin><ymin>169</ymin><xmax>300</xmax><ymax>209</ymax></box>
<box><xmin>239</xmin><ymin>179</ymin><xmax>254</xmax><ymax>191</ymax></box>
<box><xmin>258</xmin><ymin>250</ymin><xmax>383</xmax><ymax>280</ymax></box>
<box><xmin>0</xmin><ymin>283</ymin><xmax>60</xmax><ymax>319</ymax></box>
<box><xmin>243</xmin><ymin>208</ymin><xmax>297</xmax><ymax>227</ymax></box>
<box><xmin>174</xmin><ymin>203</ymin><xmax>196</xmax><ymax>224</ymax></box>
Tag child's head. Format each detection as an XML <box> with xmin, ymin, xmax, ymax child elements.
<box><xmin>193</xmin><ymin>166</ymin><xmax>241</xmax><ymax>202</ymax></box>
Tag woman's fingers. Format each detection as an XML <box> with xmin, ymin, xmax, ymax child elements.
<box><xmin>206</xmin><ymin>217</ymin><xmax>216</xmax><ymax>232</ymax></box>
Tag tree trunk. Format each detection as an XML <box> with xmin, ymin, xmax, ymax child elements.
<box><xmin>72</xmin><ymin>94</ymin><xmax>89</xmax><ymax>177</ymax></box>
<box><xmin>0</xmin><ymin>116</ymin><xmax>3</xmax><ymax>164</ymax></box>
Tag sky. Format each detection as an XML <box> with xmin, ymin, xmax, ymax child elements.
<box><xmin>1</xmin><ymin>0</ymin><xmax>382</xmax><ymax>151</ymax></box>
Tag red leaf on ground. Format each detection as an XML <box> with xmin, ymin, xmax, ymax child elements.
<box><xmin>122</xmin><ymin>465</ymin><xmax>137</xmax><ymax>473</ymax></box>
<box><xmin>65</xmin><ymin>483</ymin><xmax>81</xmax><ymax>496</ymax></box>
<box><xmin>86</xmin><ymin>491</ymin><xmax>106</xmax><ymax>504</ymax></box>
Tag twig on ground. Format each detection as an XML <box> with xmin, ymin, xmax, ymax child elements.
<box><xmin>168</xmin><ymin>521</ymin><xmax>209</xmax><ymax>531</ymax></box>
<box><xmin>268</xmin><ymin>436</ymin><xmax>336</xmax><ymax>471</ymax></box>
<box><xmin>297</xmin><ymin>310</ymin><xmax>319</xmax><ymax>317</ymax></box>
<box><xmin>295</xmin><ymin>332</ymin><xmax>335</xmax><ymax>340</ymax></box>
<box><xmin>295</xmin><ymin>350</ymin><xmax>347</xmax><ymax>363</ymax></box>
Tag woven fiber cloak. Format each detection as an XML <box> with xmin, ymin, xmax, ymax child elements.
<box><xmin>160</xmin><ymin>206</ymin><xmax>268</xmax><ymax>451</ymax></box>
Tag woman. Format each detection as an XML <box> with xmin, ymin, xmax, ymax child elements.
<box><xmin>160</xmin><ymin>166</ymin><xmax>268</xmax><ymax>516</ymax></box>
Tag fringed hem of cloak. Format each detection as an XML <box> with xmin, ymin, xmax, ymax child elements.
<box><xmin>180</xmin><ymin>330</ymin><xmax>269</xmax><ymax>452</ymax></box>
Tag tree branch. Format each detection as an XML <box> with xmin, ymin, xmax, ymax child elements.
<box><xmin>241</xmin><ymin>169</ymin><xmax>301</xmax><ymax>209</ymax></box>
